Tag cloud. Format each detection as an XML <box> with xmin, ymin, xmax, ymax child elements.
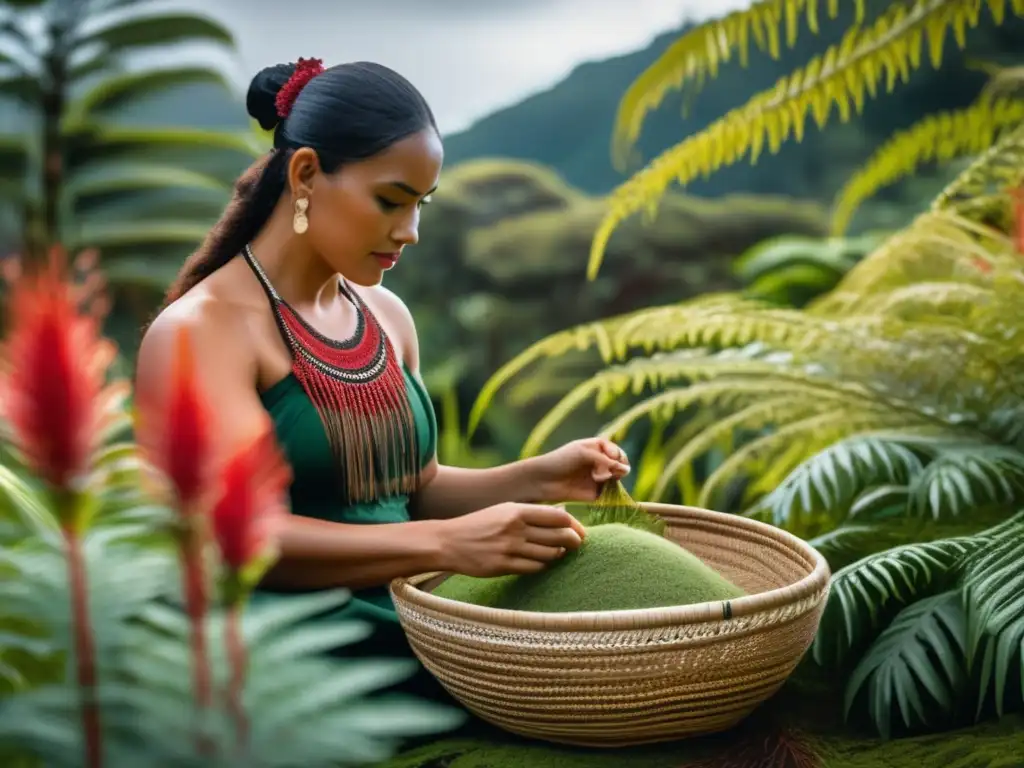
<box><xmin>173</xmin><ymin>0</ymin><xmax>750</xmax><ymax>132</ymax></box>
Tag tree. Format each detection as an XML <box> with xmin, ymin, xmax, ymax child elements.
<box><xmin>0</xmin><ymin>0</ymin><xmax>261</xmax><ymax>287</ymax></box>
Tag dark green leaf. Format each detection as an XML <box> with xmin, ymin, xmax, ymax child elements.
<box><xmin>64</xmin><ymin>161</ymin><xmax>232</xmax><ymax>209</ymax></box>
<box><xmin>64</xmin><ymin>66</ymin><xmax>235</xmax><ymax>124</ymax></box>
<box><xmin>68</xmin><ymin>219</ymin><xmax>213</xmax><ymax>251</ymax></box>
<box><xmin>72</xmin><ymin>12</ymin><xmax>235</xmax><ymax>57</ymax></box>
<box><xmin>0</xmin><ymin>72</ymin><xmax>39</xmax><ymax>107</ymax></box>
<box><xmin>843</xmin><ymin>591</ymin><xmax>966</xmax><ymax>739</ymax></box>
<box><xmin>63</xmin><ymin>124</ymin><xmax>262</xmax><ymax>172</ymax></box>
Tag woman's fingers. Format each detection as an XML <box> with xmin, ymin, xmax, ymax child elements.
<box><xmin>525</xmin><ymin>524</ymin><xmax>583</xmax><ymax>550</ymax></box>
<box><xmin>514</xmin><ymin>542</ymin><xmax>567</xmax><ymax>564</ymax></box>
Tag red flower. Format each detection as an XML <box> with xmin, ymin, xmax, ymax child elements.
<box><xmin>0</xmin><ymin>248</ymin><xmax>113</xmax><ymax>495</ymax></box>
<box><xmin>136</xmin><ymin>327</ymin><xmax>214</xmax><ymax>512</ymax></box>
<box><xmin>209</xmin><ymin>425</ymin><xmax>292</xmax><ymax>574</ymax></box>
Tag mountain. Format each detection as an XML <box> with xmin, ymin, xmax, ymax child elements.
<box><xmin>441</xmin><ymin>5</ymin><xmax>1024</xmax><ymax>210</ymax></box>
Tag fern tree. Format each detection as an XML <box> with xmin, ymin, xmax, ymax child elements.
<box><xmin>0</xmin><ymin>0</ymin><xmax>261</xmax><ymax>286</ymax></box>
<box><xmin>468</xmin><ymin>0</ymin><xmax>1024</xmax><ymax>741</ymax></box>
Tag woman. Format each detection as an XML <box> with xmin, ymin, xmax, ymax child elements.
<box><xmin>135</xmin><ymin>59</ymin><xmax>630</xmax><ymax>703</ymax></box>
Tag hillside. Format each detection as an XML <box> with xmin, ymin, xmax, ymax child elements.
<box><xmin>442</xmin><ymin>4</ymin><xmax>1024</xmax><ymax>214</ymax></box>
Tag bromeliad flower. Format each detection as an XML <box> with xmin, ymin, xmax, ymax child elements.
<box><xmin>0</xmin><ymin>247</ymin><xmax>118</xmax><ymax>507</ymax></box>
<box><xmin>210</xmin><ymin>423</ymin><xmax>292</xmax><ymax>591</ymax></box>
<box><xmin>136</xmin><ymin>327</ymin><xmax>215</xmax><ymax>513</ymax></box>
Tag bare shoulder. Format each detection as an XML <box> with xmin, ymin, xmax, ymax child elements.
<box><xmin>354</xmin><ymin>283</ymin><xmax>421</xmax><ymax>370</ymax></box>
<box><xmin>136</xmin><ymin>268</ymin><xmax>265</xmax><ymax>392</ymax></box>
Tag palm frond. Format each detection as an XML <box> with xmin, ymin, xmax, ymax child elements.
<box><xmin>843</xmin><ymin>590</ymin><xmax>967</xmax><ymax>738</ymax></box>
<box><xmin>609</xmin><ymin>0</ymin><xmax>867</xmax><ymax>171</ymax></box>
<box><xmin>908</xmin><ymin>444</ymin><xmax>1024</xmax><ymax>519</ymax></box>
<box><xmin>811</xmin><ymin>532</ymin><xmax>986</xmax><ymax>671</ymax></box>
<box><xmin>830</xmin><ymin>96</ymin><xmax>1024</xmax><ymax>236</ymax></box>
<box><xmin>758</xmin><ymin>434</ymin><xmax>925</xmax><ymax>526</ymax></box>
<box><xmin>961</xmin><ymin>513</ymin><xmax>1024</xmax><ymax>717</ymax></box>
<box><xmin>588</xmin><ymin>0</ymin><xmax>1021</xmax><ymax>280</ymax></box>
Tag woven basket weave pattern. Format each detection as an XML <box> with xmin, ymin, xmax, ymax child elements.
<box><xmin>391</xmin><ymin>504</ymin><xmax>830</xmax><ymax>747</ymax></box>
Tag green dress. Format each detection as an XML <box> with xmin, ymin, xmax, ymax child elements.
<box><xmin>241</xmin><ymin>246</ymin><xmax>453</xmax><ymax>705</ymax></box>
<box><xmin>255</xmin><ymin>365</ymin><xmax>436</xmax><ymax>631</ymax></box>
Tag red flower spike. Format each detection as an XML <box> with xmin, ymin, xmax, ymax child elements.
<box><xmin>275</xmin><ymin>57</ymin><xmax>324</xmax><ymax>118</ymax></box>
<box><xmin>136</xmin><ymin>327</ymin><xmax>215</xmax><ymax>513</ymax></box>
<box><xmin>209</xmin><ymin>424</ymin><xmax>292</xmax><ymax>579</ymax></box>
<box><xmin>0</xmin><ymin>248</ymin><xmax>110</xmax><ymax>496</ymax></box>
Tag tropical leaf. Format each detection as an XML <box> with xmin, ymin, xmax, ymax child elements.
<box><xmin>758</xmin><ymin>435</ymin><xmax>925</xmax><ymax>525</ymax></box>
<box><xmin>830</xmin><ymin>96</ymin><xmax>1024</xmax><ymax>235</ymax></box>
<box><xmin>62</xmin><ymin>162</ymin><xmax>232</xmax><ymax>213</ymax></box>
<box><xmin>71</xmin><ymin>12</ymin><xmax>234</xmax><ymax>55</ymax></box>
<box><xmin>588</xmin><ymin>0</ymin><xmax>1024</xmax><ymax>280</ymax></box>
<box><xmin>843</xmin><ymin>590</ymin><xmax>967</xmax><ymax>739</ymax></box>
<box><xmin>67</xmin><ymin>220</ymin><xmax>215</xmax><ymax>252</ymax></box>
<box><xmin>811</xmin><ymin>533</ymin><xmax>984</xmax><ymax>671</ymax></box>
<box><xmin>63</xmin><ymin>66</ymin><xmax>235</xmax><ymax>125</ymax></box>
<box><xmin>907</xmin><ymin>443</ymin><xmax>1024</xmax><ymax>519</ymax></box>
<box><xmin>609</xmin><ymin>0</ymin><xmax>868</xmax><ymax>171</ymax></box>
<box><xmin>961</xmin><ymin>515</ymin><xmax>1024</xmax><ymax>717</ymax></box>
<box><xmin>63</xmin><ymin>125</ymin><xmax>262</xmax><ymax>172</ymax></box>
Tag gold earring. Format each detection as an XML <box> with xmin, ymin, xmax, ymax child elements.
<box><xmin>293</xmin><ymin>197</ymin><xmax>309</xmax><ymax>234</ymax></box>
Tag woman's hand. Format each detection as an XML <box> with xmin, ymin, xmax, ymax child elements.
<box><xmin>529</xmin><ymin>437</ymin><xmax>630</xmax><ymax>503</ymax></box>
<box><xmin>436</xmin><ymin>502</ymin><xmax>586</xmax><ymax>577</ymax></box>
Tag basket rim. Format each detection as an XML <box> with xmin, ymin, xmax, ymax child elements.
<box><xmin>389</xmin><ymin>502</ymin><xmax>831</xmax><ymax>632</ymax></box>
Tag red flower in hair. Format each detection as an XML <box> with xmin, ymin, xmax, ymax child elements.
<box><xmin>275</xmin><ymin>57</ymin><xmax>325</xmax><ymax>118</ymax></box>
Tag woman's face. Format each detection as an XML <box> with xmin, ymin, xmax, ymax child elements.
<box><xmin>299</xmin><ymin>128</ymin><xmax>444</xmax><ymax>286</ymax></box>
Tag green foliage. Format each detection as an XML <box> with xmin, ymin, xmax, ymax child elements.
<box><xmin>0</xmin><ymin>271</ymin><xmax>460</xmax><ymax>766</ymax></box>
<box><xmin>0</xmin><ymin>0</ymin><xmax>260</xmax><ymax>279</ymax></box>
<box><xmin>470</xmin><ymin>30</ymin><xmax>1024</xmax><ymax>737</ymax></box>
<box><xmin>733</xmin><ymin>231</ymin><xmax>887</xmax><ymax>306</ymax></box>
<box><xmin>591</xmin><ymin>0</ymin><xmax>1024</xmax><ymax>279</ymax></box>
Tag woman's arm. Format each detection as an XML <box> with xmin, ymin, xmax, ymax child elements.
<box><xmin>135</xmin><ymin>299</ymin><xmax>451</xmax><ymax>591</ymax></box>
<box><xmin>410</xmin><ymin>459</ymin><xmax>549</xmax><ymax>520</ymax></box>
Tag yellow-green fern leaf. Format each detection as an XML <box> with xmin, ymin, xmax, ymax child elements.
<box><xmin>698</xmin><ymin>410</ymin><xmax>898</xmax><ymax>507</ymax></box>
<box><xmin>589</xmin><ymin>0</ymin><xmax>1019</xmax><ymax>281</ymax></box>
<box><xmin>650</xmin><ymin>395</ymin><xmax>820</xmax><ymax>501</ymax></box>
<box><xmin>610</xmin><ymin>0</ymin><xmax>867</xmax><ymax>172</ymax></box>
<box><xmin>932</xmin><ymin>120</ymin><xmax>1024</xmax><ymax>213</ymax></box>
<box><xmin>830</xmin><ymin>96</ymin><xmax>1024</xmax><ymax>235</ymax></box>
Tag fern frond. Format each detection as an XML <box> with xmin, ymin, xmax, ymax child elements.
<box><xmin>856</xmin><ymin>280</ymin><xmax>996</xmax><ymax>321</ymax></box>
<box><xmin>809</xmin><ymin>210</ymin><xmax>1017</xmax><ymax>311</ymax></box>
<box><xmin>908</xmin><ymin>444</ymin><xmax>1024</xmax><ymax>519</ymax></box>
<box><xmin>698</xmin><ymin>414</ymin><xmax>909</xmax><ymax>509</ymax></box>
<box><xmin>830</xmin><ymin>96</ymin><xmax>1024</xmax><ymax>236</ymax></box>
<box><xmin>843</xmin><ymin>590</ymin><xmax>967</xmax><ymax>738</ymax></box>
<box><xmin>811</xmin><ymin>532</ymin><xmax>986</xmax><ymax>671</ymax></box>
<box><xmin>760</xmin><ymin>434</ymin><xmax>926</xmax><ymax>525</ymax></box>
<box><xmin>609</xmin><ymin>0</ymin><xmax>867</xmax><ymax>171</ymax></box>
<box><xmin>649</xmin><ymin>395</ymin><xmax>813</xmax><ymax>501</ymax></box>
<box><xmin>465</xmin><ymin>315</ymin><xmax>627</xmax><ymax>437</ymax></box>
<box><xmin>978</xmin><ymin>63</ymin><xmax>1024</xmax><ymax>101</ymax></box>
<box><xmin>961</xmin><ymin>512</ymin><xmax>1024</xmax><ymax>716</ymax></box>
<box><xmin>932</xmin><ymin>120</ymin><xmax>1024</xmax><ymax>214</ymax></box>
<box><xmin>588</xmin><ymin>0</ymin><xmax>1017</xmax><ymax>280</ymax></box>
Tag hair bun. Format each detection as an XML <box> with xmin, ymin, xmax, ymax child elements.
<box><xmin>246</xmin><ymin>63</ymin><xmax>297</xmax><ymax>131</ymax></box>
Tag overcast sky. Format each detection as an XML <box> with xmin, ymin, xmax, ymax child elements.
<box><xmin>175</xmin><ymin>0</ymin><xmax>751</xmax><ymax>134</ymax></box>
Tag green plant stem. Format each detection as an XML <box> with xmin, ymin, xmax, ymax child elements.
<box><xmin>225</xmin><ymin>600</ymin><xmax>248</xmax><ymax>751</ymax></box>
<box><xmin>179</xmin><ymin>524</ymin><xmax>213</xmax><ymax>753</ymax></box>
<box><xmin>63</xmin><ymin>523</ymin><xmax>102</xmax><ymax>768</ymax></box>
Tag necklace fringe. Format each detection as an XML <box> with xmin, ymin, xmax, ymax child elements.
<box><xmin>243</xmin><ymin>246</ymin><xmax>421</xmax><ymax>504</ymax></box>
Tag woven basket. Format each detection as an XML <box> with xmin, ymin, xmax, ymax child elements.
<box><xmin>390</xmin><ymin>503</ymin><xmax>831</xmax><ymax>748</ymax></box>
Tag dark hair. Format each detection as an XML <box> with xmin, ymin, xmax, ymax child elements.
<box><xmin>162</xmin><ymin>61</ymin><xmax>437</xmax><ymax>307</ymax></box>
